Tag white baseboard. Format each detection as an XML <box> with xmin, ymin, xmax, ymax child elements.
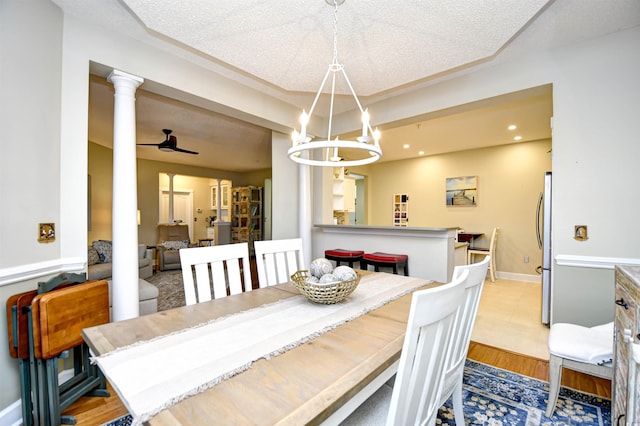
<box><xmin>496</xmin><ymin>271</ymin><xmax>540</xmax><ymax>283</ymax></box>
<box><xmin>0</xmin><ymin>399</ymin><xmax>21</xmax><ymax>426</ymax></box>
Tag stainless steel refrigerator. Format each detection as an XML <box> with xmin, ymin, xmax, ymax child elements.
<box><xmin>536</xmin><ymin>171</ymin><xmax>552</xmax><ymax>325</ymax></box>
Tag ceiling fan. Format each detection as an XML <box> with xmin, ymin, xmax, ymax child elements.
<box><xmin>137</xmin><ymin>129</ymin><xmax>198</xmax><ymax>155</ymax></box>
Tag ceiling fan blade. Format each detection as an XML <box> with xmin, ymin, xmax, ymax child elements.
<box><xmin>138</xmin><ymin>130</ymin><xmax>197</xmax><ymax>154</ymax></box>
<box><xmin>173</xmin><ymin>147</ymin><xmax>199</xmax><ymax>155</ymax></box>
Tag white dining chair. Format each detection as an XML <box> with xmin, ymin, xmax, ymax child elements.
<box><xmin>254</xmin><ymin>238</ymin><xmax>305</xmax><ymax>287</ymax></box>
<box><xmin>437</xmin><ymin>255</ymin><xmax>491</xmax><ymax>426</ymax></box>
<box><xmin>341</xmin><ymin>268</ymin><xmax>470</xmax><ymax>426</ymax></box>
<box><xmin>467</xmin><ymin>227</ymin><xmax>499</xmax><ymax>282</ymax></box>
<box><xmin>179</xmin><ymin>242</ymin><xmax>252</xmax><ymax>305</ymax></box>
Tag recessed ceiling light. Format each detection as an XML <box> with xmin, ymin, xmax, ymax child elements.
<box><xmin>508</xmin><ymin>125</ymin><xmax>517</xmax><ymax>130</ymax></box>
<box><xmin>514</xmin><ymin>135</ymin><xmax>522</xmax><ymax>141</ymax></box>
<box><xmin>418</xmin><ymin>151</ymin><xmax>425</xmax><ymax>155</ymax></box>
<box><xmin>403</xmin><ymin>144</ymin><xmax>410</xmax><ymax>149</ymax></box>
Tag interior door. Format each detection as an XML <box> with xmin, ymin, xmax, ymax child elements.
<box><xmin>160</xmin><ymin>190</ymin><xmax>194</xmax><ymax>241</ymax></box>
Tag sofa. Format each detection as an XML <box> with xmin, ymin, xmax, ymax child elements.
<box><xmin>157</xmin><ymin>224</ymin><xmax>194</xmax><ymax>271</ymax></box>
<box><xmin>88</xmin><ymin>241</ymin><xmax>153</xmax><ymax>280</ymax></box>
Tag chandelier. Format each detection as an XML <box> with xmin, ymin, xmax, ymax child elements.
<box><xmin>288</xmin><ymin>0</ymin><xmax>382</xmax><ymax>167</ymax></box>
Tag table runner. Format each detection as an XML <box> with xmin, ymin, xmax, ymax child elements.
<box><xmin>93</xmin><ymin>273</ymin><xmax>429</xmax><ymax>424</ymax></box>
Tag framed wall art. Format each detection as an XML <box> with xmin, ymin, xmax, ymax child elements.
<box><xmin>446</xmin><ymin>176</ymin><xmax>478</xmax><ymax>206</ymax></box>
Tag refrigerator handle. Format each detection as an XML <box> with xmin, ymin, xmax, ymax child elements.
<box><xmin>536</xmin><ymin>192</ymin><xmax>543</xmax><ymax>249</ymax></box>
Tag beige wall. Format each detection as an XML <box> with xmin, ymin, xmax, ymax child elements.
<box><xmin>88</xmin><ymin>142</ymin><xmax>271</xmax><ymax>247</ymax></box>
<box><xmin>157</xmin><ymin>174</ymin><xmax>220</xmax><ymax>242</ymax></box>
<box><xmin>350</xmin><ymin>139</ymin><xmax>551</xmax><ymax>277</ymax></box>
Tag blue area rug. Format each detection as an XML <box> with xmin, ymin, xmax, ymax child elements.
<box><xmin>439</xmin><ymin>360</ymin><xmax>610</xmax><ymax>426</ymax></box>
<box><xmin>102</xmin><ymin>359</ymin><xmax>611</xmax><ymax>425</ymax></box>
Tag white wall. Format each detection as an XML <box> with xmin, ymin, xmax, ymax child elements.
<box><xmin>0</xmin><ymin>0</ymin><xmax>63</xmax><ymax>268</ymax></box>
<box><xmin>547</xmin><ymin>27</ymin><xmax>640</xmax><ymax>325</ymax></box>
<box><xmin>1</xmin><ymin>0</ymin><xmax>639</xmax><ymax>412</ymax></box>
<box><xmin>271</xmin><ymin>131</ymin><xmax>300</xmax><ymax>240</ymax></box>
<box><xmin>0</xmin><ymin>0</ymin><xmax>65</xmax><ymax>410</ymax></box>
<box><xmin>353</xmin><ymin>27</ymin><xmax>640</xmax><ymax>326</ymax></box>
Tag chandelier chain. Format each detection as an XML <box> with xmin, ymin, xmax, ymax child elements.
<box><xmin>332</xmin><ymin>0</ymin><xmax>339</xmax><ymax>65</ymax></box>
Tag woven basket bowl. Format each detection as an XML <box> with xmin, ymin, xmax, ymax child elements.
<box><xmin>291</xmin><ymin>270</ymin><xmax>361</xmax><ymax>304</ymax></box>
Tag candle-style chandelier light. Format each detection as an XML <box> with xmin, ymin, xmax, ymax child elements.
<box><xmin>287</xmin><ymin>0</ymin><xmax>382</xmax><ymax>167</ymax></box>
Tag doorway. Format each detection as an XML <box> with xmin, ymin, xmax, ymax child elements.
<box><xmin>349</xmin><ymin>173</ymin><xmax>366</xmax><ymax>225</ymax></box>
<box><xmin>159</xmin><ymin>189</ymin><xmax>194</xmax><ymax>241</ymax></box>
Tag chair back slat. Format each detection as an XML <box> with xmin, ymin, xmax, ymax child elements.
<box><xmin>254</xmin><ymin>238</ymin><xmax>304</xmax><ymax>287</ymax></box>
<box><xmin>387</xmin><ymin>269</ymin><xmax>469</xmax><ymax>425</ymax></box>
<box><xmin>440</xmin><ymin>256</ymin><xmax>491</xmax><ymax>406</ymax></box>
<box><xmin>180</xmin><ymin>243</ymin><xmax>252</xmax><ymax>306</ymax></box>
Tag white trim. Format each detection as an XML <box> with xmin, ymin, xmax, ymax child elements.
<box><xmin>496</xmin><ymin>271</ymin><xmax>540</xmax><ymax>283</ymax></box>
<box><xmin>0</xmin><ymin>257</ymin><xmax>85</xmax><ymax>287</ymax></box>
<box><xmin>555</xmin><ymin>254</ymin><xmax>640</xmax><ymax>270</ymax></box>
<box><xmin>0</xmin><ymin>398</ymin><xmax>22</xmax><ymax>426</ymax></box>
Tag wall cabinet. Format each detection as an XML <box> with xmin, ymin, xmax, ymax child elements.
<box><xmin>210</xmin><ymin>182</ymin><xmax>230</xmax><ymax>210</ymax></box>
<box><xmin>231</xmin><ymin>186</ymin><xmax>262</xmax><ymax>252</ymax></box>
<box><xmin>333</xmin><ymin>167</ymin><xmax>355</xmax><ymax>212</ymax></box>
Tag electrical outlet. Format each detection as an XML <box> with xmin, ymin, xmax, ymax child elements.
<box><xmin>575</xmin><ymin>225</ymin><xmax>588</xmax><ymax>241</ymax></box>
<box><xmin>38</xmin><ymin>223</ymin><xmax>55</xmax><ymax>243</ymax></box>
<box><xmin>524</xmin><ymin>256</ymin><xmax>529</xmax><ymax>263</ymax></box>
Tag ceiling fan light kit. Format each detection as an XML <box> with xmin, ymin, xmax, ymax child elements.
<box><xmin>137</xmin><ymin>128</ymin><xmax>199</xmax><ymax>155</ymax></box>
<box><xmin>288</xmin><ymin>0</ymin><xmax>382</xmax><ymax>168</ymax></box>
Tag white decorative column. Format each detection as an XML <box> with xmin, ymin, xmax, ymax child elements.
<box><xmin>299</xmin><ymin>160</ymin><xmax>312</xmax><ymax>266</ymax></box>
<box><xmin>108</xmin><ymin>69</ymin><xmax>144</xmax><ymax>321</ymax></box>
<box><xmin>215</xmin><ymin>178</ymin><xmax>222</xmax><ymax>219</ymax></box>
<box><xmin>167</xmin><ymin>173</ymin><xmax>175</xmax><ymax>223</ymax></box>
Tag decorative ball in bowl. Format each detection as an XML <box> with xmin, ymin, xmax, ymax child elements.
<box><xmin>291</xmin><ymin>258</ymin><xmax>360</xmax><ymax>304</ymax></box>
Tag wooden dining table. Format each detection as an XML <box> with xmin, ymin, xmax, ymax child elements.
<box><xmin>82</xmin><ymin>272</ymin><xmax>438</xmax><ymax>425</ymax></box>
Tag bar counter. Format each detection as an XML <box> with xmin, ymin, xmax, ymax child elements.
<box><xmin>313</xmin><ymin>224</ymin><xmax>458</xmax><ymax>282</ymax></box>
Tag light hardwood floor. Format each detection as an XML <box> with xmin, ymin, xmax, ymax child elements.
<box><xmin>472</xmin><ymin>278</ymin><xmax>550</xmax><ymax>360</ymax></box>
<box><xmin>61</xmin><ymin>277</ymin><xmax>609</xmax><ymax>425</ymax></box>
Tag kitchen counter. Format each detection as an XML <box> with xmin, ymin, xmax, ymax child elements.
<box><xmin>315</xmin><ymin>224</ymin><xmax>456</xmax><ymax>237</ymax></box>
<box><xmin>313</xmin><ymin>225</ymin><xmax>458</xmax><ymax>282</ymax></box>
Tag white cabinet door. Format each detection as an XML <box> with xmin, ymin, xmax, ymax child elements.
<box><xmin>343</xmin><ymin>178</ymin><xmax>356</xmax><ymax>212</ymax></box>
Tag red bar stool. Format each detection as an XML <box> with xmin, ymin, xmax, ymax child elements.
<box><xmin>324</xmin><ymin>249</ymin><xmax>365</xmax><ymax>268</ymax></box>
<box><xmin>362</xmin><ymin>252</ymin><xmax>409</xmax><ymax>276</ymax></box>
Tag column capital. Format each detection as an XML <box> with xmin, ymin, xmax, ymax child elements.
<box><xmin>107</xmin><ymin>69</ymin><xmax>144</xmax><ymax>89</ymax></box>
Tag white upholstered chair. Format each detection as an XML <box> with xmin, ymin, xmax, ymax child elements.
<box><xmin>341</xmin><ymin>269</ymin><xmax>470</xmax><ymax>426</ymax></box>
<box><xmin>254</xmin><ymin>238</ymin><xmax>305</xmax><ymax>287</ymax></box>
<box><xmin>179</xmin><ymin>242</ymin><xmax>252</xmax><ymax>305</ymax></box>
<box><xmin>545</xmin><ymin>321</ymin><xmax>614</xmax><ymax>417</ymax></box>
<box><xmin>467</xmin><ymin>227</ymin><xmax>499</xmax><ymax>282</ymax></box>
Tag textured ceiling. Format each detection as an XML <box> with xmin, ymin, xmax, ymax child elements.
<box><xmin>55</xmin><ymin>0</ymin><xmax>640</xmax><ymax>171</ymax></box>
<box><xmin>120</xmin><ymin>0</ymin><xmax>550</xmax><ymax>96</ymax></box>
